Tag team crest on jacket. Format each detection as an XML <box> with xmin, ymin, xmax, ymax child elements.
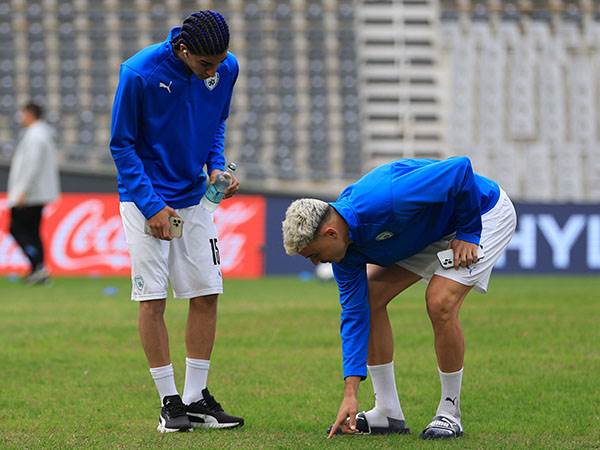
<box><xmin>376</xmin><ymin>231</ymin><xmax>394</xmax><ymax>241</ymax></box>
<box><xmin>204</xmin><ymin>73</ymin><xmax>219</xmax><ymax>91</ymax></box>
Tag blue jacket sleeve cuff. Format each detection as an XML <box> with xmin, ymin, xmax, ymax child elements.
<box><xmin>206</xmin><ymin>162</ymin><xmax>226</xmax><ymax>175</ymax></box>
<box><xmin>343</xmin><ymin>370</ymin><xmax>367</xmax><ymax>381</ymax></box>
<box><xmin>455</xmin><ymin>232</ymin><xmax>480</xmax><ymax>245</ymax></box>
<box><xmin>141</xmin><ymin>199</ymin><xmax>167</xmax><ymax>220</ymax></box>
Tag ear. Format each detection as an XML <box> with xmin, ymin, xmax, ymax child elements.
<box><xmin>322</xmin><ymin>226</ymin><xmax>338</xmax><ymax>239</ymax></box>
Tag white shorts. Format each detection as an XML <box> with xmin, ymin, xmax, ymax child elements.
<box><xmin>120</xmin><ymin>202</ymin><xmax>223</xmax><ymax>301</ymax></box>
<box><xmin>396</xmin><ymin>189</ymin><xmax>516</xmax><ymax>293</ymax></box>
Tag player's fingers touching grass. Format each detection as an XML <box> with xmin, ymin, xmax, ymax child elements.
<box><xmin>347</xmin><ymin>405</ymin><xmax>357</xmax><ymax>432</ymax></box>
<box><xmin>328</xmin><ymin>396</ymin><xmax>358</xmax><ymax>438</ymax></box>
<box><xmin>327</xmin><ymin>411</ymin><xmax>348</xmax><ymax>438</ymax></box>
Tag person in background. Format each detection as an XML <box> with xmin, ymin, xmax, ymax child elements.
<box><xmin>7</xmin><ymin>101</ymin><xmax>60</xmax><ymax>285</ymax></box>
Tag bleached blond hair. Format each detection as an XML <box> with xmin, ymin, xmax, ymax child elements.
<box><xmin>282</xmin><ymin>198</ymin><xmax>330</xmax><ymax>255</ymax></box>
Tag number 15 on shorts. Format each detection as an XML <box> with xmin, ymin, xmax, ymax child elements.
<box><xmin>209</xmin><ymin>238</ymin><xmax>220</xmax><ymax>265</ymax></box>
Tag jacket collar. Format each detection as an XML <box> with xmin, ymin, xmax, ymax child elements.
<box><xmin>329</xmin><ymin>199</ymin><xmax>359</xmax><ymax>244</ymax></box>
<box><xmin>165</xmin><ymin>27</ymin><xmax>192</xmax><ymax>77</ymax></box>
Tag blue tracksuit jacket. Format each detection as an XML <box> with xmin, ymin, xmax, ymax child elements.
<box><xmin>330</xmin><ymin>157</ymin><xmax>500</xmax><ymax>379</ymax></box>
<box><xmin>109</xmin><ymin>27</ymin><xmax>238</xmax><ymax>219</ymax></box>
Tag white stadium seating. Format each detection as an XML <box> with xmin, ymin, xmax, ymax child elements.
<box><xmin>0</xmin><ymin>0</ymin><xmax>599</xmax><ymax>200</ymax></box>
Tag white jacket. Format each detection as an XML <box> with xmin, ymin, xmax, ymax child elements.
<box><xmin>7</xmin><ymin>121</ymin><xmax>60</xmax><ymax>207</ymax></box>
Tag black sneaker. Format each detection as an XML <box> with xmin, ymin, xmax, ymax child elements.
<box><xmin>157</xmin><ymin>395</ymin><xmax>193</xmax><ymax>433</ymax></box>
<box><xmin>186</xmin><ymin>388</ymin><xmax>244</xmax><ymax>429</ymax></box>
<box><xmin>327</xmin><ymin>411</ymin><xmax>411</xmax><ymax>435</ymax></box>
<box><xmin>420</xmin><ymin>415</ymin><xmax>463</xmax><ymax>439</ymax></box>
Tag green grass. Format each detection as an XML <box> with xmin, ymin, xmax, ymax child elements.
<box><xmin>1</xmin><ymin>275</ymin><xmax>599</xmax><ymax>449</ymax></box>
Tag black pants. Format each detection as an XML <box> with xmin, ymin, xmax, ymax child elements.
<box><xmin>10</xmin><ymin>205</ymin><xmax>45</xmax><ymax>273</ymax></box>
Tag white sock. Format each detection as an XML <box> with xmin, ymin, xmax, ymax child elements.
<box><xmin>436</xmin><ymin>367</ymin><xmax>463</xmax><ymax>423</ymax></box>
<box><xmin>364</xmin><ymin>361</ymin><xmax>405</xmax><ymax>427</ymax></box>
<box><xmin>182</xmin><ymin>357</ymin><xmax>210</xmax><ymax>405</ymax></box>
<box><xmin>149</xmin><ymin>363</ymin><xmax>178</xmax><ymax>403</ymax></box>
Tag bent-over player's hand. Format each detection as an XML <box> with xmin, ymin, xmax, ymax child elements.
<box><xmin>328</xmin><ymin>377</ymin><xmax>361</xmax><ymax>438</ymax></box>
<box><xmin>209</xmin><ymin>169</ymin><xmax>240</xmax><ymax>199</ymax></box>
<box><xmin>450</xmin><ymin>239</ymin><xmax>479</xmax><ymax>269</ymax></box>
<box><xmin>147</xmin><ymin>206</ymin><xmax>179</xmax><ymax>241</ymax></box>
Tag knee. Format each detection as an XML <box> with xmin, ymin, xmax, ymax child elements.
<box><xmin>426</xmin><ymin>294</ymin><xmax>457</xmax><ymax>325</ymax></box>
<box><xmin>190</xmin><ymin>295</ymin><xmax>218</xmax><ymax>312</ymax></box>
<box><xmin>368</xmin><ymin>281</ymin><xmax>393</xmax><ymax>312</ymax></box>
<box><xmin>139</xmin><ymin>300</ymin><xmax>166</xmax><ymax>318</ymax></box>
<box><xmin>368</xmin><ymin>290</ymin><xmax>391</xmax><ymax>314</ymax></box>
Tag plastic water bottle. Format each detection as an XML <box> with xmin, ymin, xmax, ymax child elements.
<box><xmin>200</xmin><ymin>162</ymin><xmax>237</xmax><ymax>212</ymax></box>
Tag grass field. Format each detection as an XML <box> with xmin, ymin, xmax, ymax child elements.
<box><xmin>1</xmin><ymin>275</ymin><xmax>599</xmax><ymax>449</ymax></box>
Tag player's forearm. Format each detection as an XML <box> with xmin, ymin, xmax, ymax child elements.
<box><xmin>206</xmin><ymin>121</ymin><xmax>227</xmax><ymax>174</ymax></box>
<box><xmin>455</xmin><ymin>196</ymin><xmax>482</xmax><ymax>244</ymax></box>
<box><xmin>111</xmin><ymin>148</ymin><xmax>165</xmax><ymax>218</ymax></box>
<box><xmin>340</xmin><ymin>308</ymin><xmax>370</xmax><ymax>380</ymax></box>
<box><xmin>343</xmin><ymin>376</ymin><xmax>361</xmax><ymax>397</ymax></box>
<box><xmin>450</xmin><ymin>157</ymin><xmax>483</xmax><ymax>242</ymax></box>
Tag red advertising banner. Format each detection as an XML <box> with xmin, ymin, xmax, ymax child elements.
<box><xmin>0</xmin><ymin>194</ymin><xmax>265</xmax><ymax>278</ymax></box>
<box><xmin>213</xmin><ymin>195</ymin><xmax>265</xmax><ymax>278</ymax></box>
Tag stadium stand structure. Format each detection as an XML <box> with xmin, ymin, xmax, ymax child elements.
<box><xmin>357</xmin><ymin>0</ymin><xmax>446</xmax><ymax>169</ymax></box>
<box><xmin>441</xmin><ymin>0</ymin><xmax>600</xmax><ymax>201</ymax></box>
<box><xmin>0</xmin><ymin>0</ymin><xmax>599</xmax><ymax>200</ymax></box>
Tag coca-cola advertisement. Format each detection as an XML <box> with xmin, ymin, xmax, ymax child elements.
<box><xmin>213</xmin><ymin>195</ymin><xmax>265</xmax><ymax>278</ymax></box>
<box><xmin>0</xmin><ymin>194</ymin><xmax>265</xmax><ymax>278</ymax></box>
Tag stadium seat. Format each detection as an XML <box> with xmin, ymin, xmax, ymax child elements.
<box><xmin>0</xmin><ymin>1</ymin><xmax>598</xmax><ymax>200</ymax></box>
<box><xmin>523</xmin><ymin>144</ymin><xmax>553</xmax><ymax>200</ymax></box>
<box><xmin>554</xmin><ymin>145</ymin><xmax>584</xmax><ymax>201</ymax></box>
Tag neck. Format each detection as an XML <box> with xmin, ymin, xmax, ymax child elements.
<box><xmin>172</xmin><ymin>45</ymin><xmax>193</xmax><ymax>75</ymax></box>
<box><xmin>174</xmin><ymin>46</ymin><xmax>184</xmax><ymax>61</ymax></box>
<box><xmin>173</xmin><ymin>47</ymin><xmax>186</xmax><ymax>65</ymax></box>
<box><xmin>330</xmin><ymin>208</ymin><xmax>351</xmax><ymax>245</ymax></box>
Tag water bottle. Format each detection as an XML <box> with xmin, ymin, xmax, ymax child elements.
<box><xmin>200</xmin><ymin>162</ymin><xmax>237</xmax><ymax>212</ymax></box>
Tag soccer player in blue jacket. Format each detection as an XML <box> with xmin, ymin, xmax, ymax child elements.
<box><xmin>282</xmin><ymin>157</ymin><xmax>516</xmax><ymax>439</ymax></box>
<box><xmin>110</xmin><ymin>11</ymin><xmax>243</xmax><ymax>433</ymax></box>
